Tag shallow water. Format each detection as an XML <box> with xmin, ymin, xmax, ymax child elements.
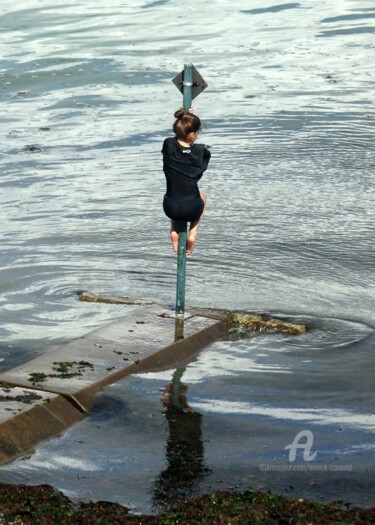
<box><xmin>0</xmin><ymin>0</ymin><xmax>374</xmax><ymax>514</ymax></box>
<box><xmin>1</xmin><ymin>318</ymin><xmax>374</xmax><ymax>513</ymax></box>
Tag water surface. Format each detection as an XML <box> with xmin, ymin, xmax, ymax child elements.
<box><xmin>0</xmin><ymin>0</ymin><xmax>374</xmax><ymax>513</ymax></box>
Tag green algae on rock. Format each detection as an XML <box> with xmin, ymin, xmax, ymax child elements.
<box><xmin>0</xmin><ymin>391</ymin><xmax>42</xmax><ymax>405</ymax></box>
<box><xmin>28</xmin><ymin>362</ymin><xmax>95</xmax><ymax>385</ymax></box>
<box><xmin>78</xmin><ymin>291</ymin><xmax>308</xmax><ymax>335</ymax></box>
<box><xmin>225</xmin><ymin>312</ymin><xmax>307</xmax><ymax>335</ymax></box>
<box><xmin>79</xmin><ymin>291</ymin><xmax>154</xmax><ymax>305</ymax></box>
<box><xmin>28</xmin><ymin>372</ymin><xmax>48</xmax><ymax>385</ymax></box>
<box><xmin>49</xmin><ymin>361</ymin><xmax>94</xmax><ymax>379</ymax></box>
<box><xmin>0</xmin><ymin>484</ymin><xmax>374</xmax><ymax>525</ymax></box>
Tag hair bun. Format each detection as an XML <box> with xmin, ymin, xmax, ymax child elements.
<box><xmin>172</xmin><ymin>108</ymin><xmax>202</xmax><ymax>141</ymax></box>
<box><xmin>174</xmin><ymin>107</ymin><xmax>185</xmax><ymax>120</ymax></box>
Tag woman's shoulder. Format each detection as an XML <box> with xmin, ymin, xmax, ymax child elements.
<box><xmin>192</xmin><ymin>142</ymin><xmax>211</xmax><ymax>156</ymax></box>
<box><xmin>163</xmin><ymin>136</ymin><xmax>177</xmax><ymax>147</ymax></box>
<box><xmin>162</xmin><ymin>136</ymin><xmax>177</xmax><ymax>153</ymax></box>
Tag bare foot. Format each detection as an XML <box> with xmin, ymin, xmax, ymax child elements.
<box><xmin>171</xmin><ymin>230</ymin><xmax>179</xmax><ymax>254</ymax></box>
<box><xmin>186</xmin><ymin>233</ymin><xmax>196</xmax><ymax>255</ymax></box>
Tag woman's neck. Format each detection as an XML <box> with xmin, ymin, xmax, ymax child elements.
<box><xmin>177</xmin><ymin>138</ymin><xmax>193</xmax><ymax>147</ymax></box>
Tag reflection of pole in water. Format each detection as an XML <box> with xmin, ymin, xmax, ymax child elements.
<box><xmin>152</xmin><ymin>367</ymin><xmax>210</xmax><ymax>511</ymax></box>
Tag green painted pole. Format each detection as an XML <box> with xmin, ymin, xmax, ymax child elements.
<box><xmin>175</xmin><ymin>63</ymin><xmax>193</xmax><ymax>341</ymax></box>
<box><xmin>183</xmin><ymin>63</ymin><xmax>193</xmax><ymax>113</ymax></box>
<box><xmin>176</xmin><ymin>220</ymin><xmax>187</xmax><ymax>314</ymax></box>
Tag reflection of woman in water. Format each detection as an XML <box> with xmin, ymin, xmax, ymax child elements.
<box><xmin>152</xmin><ymin>369</ymin><xmax>210</xmax><ymax>511</ymax></box>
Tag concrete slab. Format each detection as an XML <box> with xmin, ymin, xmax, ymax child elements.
<box><xmin>0</xmin><ymin>304</ymin><xmax>225</xmax><ymax>409</ymax></box>
<box><xmin>0</xmin><ymin>385</ymin><xmax>56</xmax><ymax>422</ymax></box>
<box><xmin>0</xmin><ymin>303</ymin><xmax>227</xmax><ymax>464</ymax></box>
<box><xmin>0</xmin><ymin>384</ymin><xmax>83</xmax><ymax>464</ymax></box>
<box><xmin>0</xmin><ymin>299</ymin><xmax>308</xmax><ymax>465</ymax></box>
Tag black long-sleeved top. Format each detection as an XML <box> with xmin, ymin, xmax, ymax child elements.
<box><xmin>162</xmin><ymin>137</ymin><xmax>211</xmax><ymax>200</ymax></box>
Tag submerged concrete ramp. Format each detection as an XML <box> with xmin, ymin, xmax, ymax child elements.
<box><xmin>0</xmin><ymin>304</ymin><xmax>227</xmax><ymax>465</ymax></box>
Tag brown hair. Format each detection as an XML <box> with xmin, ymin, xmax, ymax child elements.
<box><xmin>173</xmin><ymin>108</ymin><xmax>202</xmax><ymax>141</ymax></box>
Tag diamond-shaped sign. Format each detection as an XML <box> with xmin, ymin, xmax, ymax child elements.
<box><xmin>172</xmin><ymin>65</ymin><xmax>208</xmax><ymax>100</ymax></box>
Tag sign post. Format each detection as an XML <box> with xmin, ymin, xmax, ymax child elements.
<box><xmin>172</xmin><ymin>63</ymin><xmax>207</xmax><ymax>341</ymax></box>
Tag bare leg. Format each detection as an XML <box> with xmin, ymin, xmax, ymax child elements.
<box><xmin>186</xmin><ymin>191</ymin><xmax>207</xmax><ymax>255</ymax></box>
<box><xmin>170</xmin><ymin>220</ymin><xmax>179</xmax><ymax>254</ymax></box>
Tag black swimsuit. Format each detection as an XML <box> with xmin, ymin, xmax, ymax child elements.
<box><xmin>162</xmin><ymin>137</ymin><xmax>211</xmax><ymax>222</ymax></box>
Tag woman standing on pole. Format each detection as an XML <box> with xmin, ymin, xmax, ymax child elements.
<box><xmin>162</xmin><ymin>108</ymin><xmax>211</xmax><ymax>255</ymax></box>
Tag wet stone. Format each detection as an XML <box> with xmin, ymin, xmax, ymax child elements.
<box><xmin>22</xmin><ymin>144</ymin><xmax>41</xmax><ymax>152</ymax></box>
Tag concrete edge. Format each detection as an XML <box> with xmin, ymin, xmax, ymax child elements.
<box><xmin>69</xmin><ymin>319</ymin><xmax>227</xmax><ymax>410</ymax></box>
<box><xmin>0</xmin><ymin>295</ymin><xmax>308</xmax><ymax>464</ymax></box>
<box><xmin>0</xmin><ymin>395</ymin><xmax>84</xmax><ymax>464</ymax></box>
<box><xmin>0</xmin><ymin>318</ymin><xmax>227</xmax><ymax>464</ymax></box>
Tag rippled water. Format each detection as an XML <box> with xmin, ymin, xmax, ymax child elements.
<box><xmin>1</xmin><ymin>317</ymin><xmax>374</xmax><ymax>513</ymax></box>
<box><xmin>0</xmin><ymin>0</ymin><xmax>374</xmax><ymax>513</ymax></box>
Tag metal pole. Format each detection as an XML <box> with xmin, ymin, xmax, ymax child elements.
<box><xmin>176</xmin><ymin>220</ymin><xmax>187</xmax><ymax>314</ymax></box>
<box><xmin>175</xmin><ymin>220</ymin><xmax>187</xmax><ymax>340</ymax></box>
<box><xmin>183</xmin><ymin>63</ymin><xmax>193</xmax><ymax>113</ymax></box>
<box><xmin>175</xmin><ymin>63</ymin><xmax>193</xmax><ymax>341</ymax></box>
